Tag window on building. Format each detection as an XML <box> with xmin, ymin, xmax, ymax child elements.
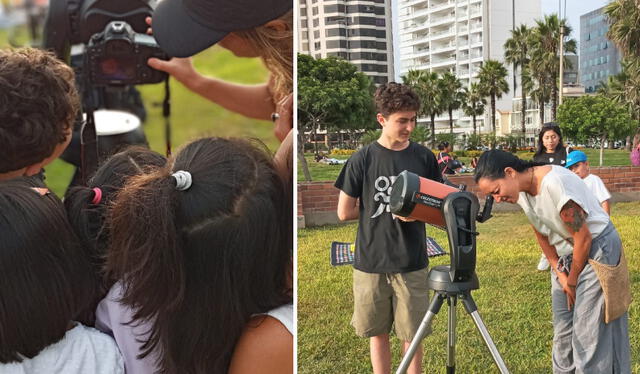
<box><xmin>376</xmin><ymin>18</ymin><xmax>386</xmax><ymax>27</ymax></box>
<box><xmin>313</xmin><ymin>19</ymin><xmax>319</xmax><ymax>27</ymax></box>
<box><xmin>325</xmin><ymin>4</ymin><xmax>345</xmax><ymax>13</ymax></box>
<box><xmin>312</xmin><ymin>7</ymin><xmax>318</xmax><ymax>15</ymax></box>
<box><xmin>325</xmin><ymin>28</ymin><xmax>346</xmax><ymax>37</ymax></box>
<box><xmin>314</xmin><ymin>30</ymin><xmax>320</xmax><ymax>38</ymax></box>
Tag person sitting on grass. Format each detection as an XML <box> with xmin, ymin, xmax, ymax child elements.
<box><xmin>335</xmin><ymin>83</ymin><xmax>441</xmax><ymax>374</ymax></box>
<box><xmin>475</xmin><ymin>150</ymin><xmax>630</xmax><ymax>374</ymax></box>
<box><xmin>0</xmin><ymin>179</ymin><xmax>122</xmax><ymax>374</ymax></box>
<box><xmin>0</xmin><ymin>48</ymin><xmax>79</xmax><ymax>183</ymax></box>
<box><xmin>565</xmin><ymin>150</ymin><xmax>611</xmax><ymax>215</ymax></box>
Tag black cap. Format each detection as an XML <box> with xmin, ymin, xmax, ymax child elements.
<box><xmin>153</xmin><ymin>0</ymin><xmax>292</xmax><ymax>58</ymax></box>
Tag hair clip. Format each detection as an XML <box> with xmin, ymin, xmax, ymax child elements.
<box><xmin>271</xmin><ymin>112</ymin><xmax>280</xmax><ymax>122</ymax></box>
<box><xmin>172</xmin><ymin>170</ymin><xmax>192</xmax><ymax>191</ymax></box>
<box><xmin>91</xmin><ymin>187</ymin><xmax>103</xmax><ymax>205</ymax></box>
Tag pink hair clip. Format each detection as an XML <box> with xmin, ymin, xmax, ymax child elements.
<box><xmin>91</xmin><ymin>187</ymin><xmax>103</xmax><ymax>205</ymax></box>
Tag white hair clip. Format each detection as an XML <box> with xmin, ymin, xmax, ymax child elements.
<box><xmin>172</xmin><ymin>170</ymin><xmax>192</xmax><ymax>191</ymax></box>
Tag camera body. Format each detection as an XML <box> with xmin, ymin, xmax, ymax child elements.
<box><xmin>86</xmin><ymin>21</ymin><xmax>167</xmax><ymax>86</ymax></box>
<box><xmin>44</xmin><ymin>0</ymin><xmax>168</xmax><ymax>86</ymax></box>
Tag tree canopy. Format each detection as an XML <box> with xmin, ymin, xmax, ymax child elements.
<box><xmin>297</xmin><ymin>54</ymin><xmax>376</xmax><ymax>134</ymax></box>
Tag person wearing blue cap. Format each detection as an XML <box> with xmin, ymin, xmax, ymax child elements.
<box><xmin>566</xmin><ymin>150</ymin><xmax>611</xmax><ymax>215</ymax></box>
<box><xmin>146</xmin><ymin>0</ymin><xmax>293</xmax><ymax>144</ymax></box>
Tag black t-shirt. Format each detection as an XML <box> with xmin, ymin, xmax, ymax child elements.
<box><xmin>335</xmin><ymin>141</ymin><xmax>441</xmax><ymax>273</ymax></box>
<box><xmin>533</xmin><ymin>147</ymin><xmax>571</xmax><ymax>166</ymax></box>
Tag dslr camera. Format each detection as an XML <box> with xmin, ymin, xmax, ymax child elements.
<box><xmin>86</xmin><ymin>21</ymin><xmax>167</xmax><ymax>86</ymax></box>
<box><xmin>43</xmin><ymin>0</ymin><xmax>168</xmax><ymax>86</ymax></box>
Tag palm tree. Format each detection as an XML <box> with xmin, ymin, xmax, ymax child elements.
<box><xmin>462</xmin><ymin>82</ymin><xmax>485</xmax><ymax>136</ymax></box>
<box><xmin>522</xmin><ymin>69</ymin><xmax>551</xmax><ymax>127</ymax></box>
<box><xmin>402</xmin><ymin>69</ymin><xmax>442</xmax><ymax>147</ymax></box>
<box><xmin>504</xmin><ymin>24</ymin><xmax>532</xmax><ymax>138</ymax></box>
<box><xmin>477</xmin><ymin>60</ymin><xmax>509</xmax><ymax>142</ymax></box>
<box><xmin>606</xmin><ymin>0</ymin><xmax>640</xmax><ymax>149</ymax></box>
<box><xmin>438</xmin><ymin>72</ymin><xmax>464</xmax><ymax>137</ymax></box>
<box><xmin>605</xmin><ymin>0</ymin><xmax>640</xmax><ymax>59</ymax></box>
<box><xmin>529</xmin><ymin>14</ymin><xmax>577</xmax><ymax>121</ymax></box>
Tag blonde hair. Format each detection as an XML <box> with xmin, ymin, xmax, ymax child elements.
<box><xmin>237</xmin><ymin>10</ymin><xmax>293</xmax><ymax>102</ymax></box>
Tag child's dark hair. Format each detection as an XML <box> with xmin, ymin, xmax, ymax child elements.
<box><xmin>438</xmin><ymin>141</ymin><xmax>450</xmax><ymax>151</ymax></box>
<box><xmin>534</xmin><ymin>122</ymin><xmax>565</xmax><ymax>156</ymax></box>
<box><xmin>106</xmin><ymin>137</ymin><xmax>292</xmax><ymax>374</ymax></box>
<box><xmin>0</xmin><ymin>179</ymin><xmax>97</xmax><ymax>363</ymax></box>
<box><xmin>474</xmin><ymin>150</ymin><xmax>545</xmax><ymax>183</ymax></box>
<box><xmin>374</xmin><ymin>82</ymin><xmax>420</xmax><ymax>117</ymax></box>
<box><xmin>0</xmin><ymin>48</ymin><xmax>80</xmax><ymax>173</ymax></box>
<box><xmin>64</xmin><ymin>147</ymin><xmax>167</xmax><ymax>287</ymax></box>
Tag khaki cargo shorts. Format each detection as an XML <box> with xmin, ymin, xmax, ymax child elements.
<box><xmin>351</xmin><ymin>267</ymin><xmax>430</xmax><ymax>342</ymax></box>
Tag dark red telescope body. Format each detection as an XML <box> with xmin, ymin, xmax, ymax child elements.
<box><xmin>389</xmin><ymin>170</ymin><xmax>458</xmax><ymax>229</ymax></box>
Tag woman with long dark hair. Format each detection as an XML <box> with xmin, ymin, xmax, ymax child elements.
<box><xmin>474</xmin><ymin>150</ymin><xmax>630</xmax><ymax>373</ymax></box>
<box><xmin>97</xmin><ymin>137</ymin><xmax>293</xmax><ymax>374</ymax></box>
<box><xmin>532</xmin><ymin>122</ymin><xmax>572</xmax><ymax>270</ymax></box>
<box><xmin>533</xmin><ymin>122</ymin><xmax>571</xmax><ymax>166</ymax></box>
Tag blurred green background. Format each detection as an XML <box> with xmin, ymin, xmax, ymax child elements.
<box><xmin>0</xmin><ymin>26</ymin><xmax>276</xmax><ymax>196</ymax></box>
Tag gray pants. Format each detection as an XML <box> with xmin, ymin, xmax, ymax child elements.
<box><xmin>551</xmin><ymin>223</ymin><xmax>631</xmax><ymax>374</ymax></box>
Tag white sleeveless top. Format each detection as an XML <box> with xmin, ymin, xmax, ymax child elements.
<box><xmin>265</xmin><ymin>303</ymin><xmax>294</xmax><ymax>335</ymax></box>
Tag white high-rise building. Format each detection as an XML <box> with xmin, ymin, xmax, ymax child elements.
<box><xmin>397</xmin><ymin>0</ymin><xmax>540</xmax><ymax>135</ymax></box>
<box><xmin>298</xmin><ymin>0</ymin><xmax>395</xmax><ymax>85</ymax></box>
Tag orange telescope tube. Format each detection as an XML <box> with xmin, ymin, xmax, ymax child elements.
<box><xmin>389</xmin><ymin>170</ymin><xmax>458</xmax><ymax>229</ymax></box>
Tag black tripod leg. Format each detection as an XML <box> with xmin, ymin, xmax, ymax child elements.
<box><xmin>395</xmin><ymin>293</ymin><xmax>445</xmax><ymax>374</ymax></box>
<box><xmin>460</xmin><ymin>293</ymin><xmax>510</xmax><ymax>374</ymax></box>
<box><xmin>447</xmin><ymin>296</ymin><xmax>457</xmax><ymax>374</ymax></box>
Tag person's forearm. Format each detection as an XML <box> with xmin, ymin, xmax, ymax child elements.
<box><xmin>338</xmin><ymin>205</ymin><xmax>359</xmax><ymax>221</ymax></box>
<box><xmin>185</xmin><ymin>74</ymin><xmax>275</xmax><ymax>120</ymax></box>
<box><xmin>567</xmin><ymin>226</ymin><xmax>592</xmax><ymax>285</ymax></box>
<box><xmin>533</xmin><ymin>228</ymin><xmax>560</xmax><ymax>272</ymax></box>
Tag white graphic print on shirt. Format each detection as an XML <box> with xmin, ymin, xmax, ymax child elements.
<box><xmin>371</xmin><ymin>175</ymin><xmax>397</xmax><ymax>218</ymax></box>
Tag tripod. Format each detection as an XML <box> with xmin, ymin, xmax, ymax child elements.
<box><xmin>395</xmin><ymin>265</ymin><xmax>510</xmax><ymax>374</ymax></box>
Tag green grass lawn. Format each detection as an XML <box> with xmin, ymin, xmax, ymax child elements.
<box><xmin>298</xmin><ymin>202</ymin><xmax>640</xmax><ymax>373</ymax></box>
<box><xmin>1</xmin><ymin>26</ymin><xmax>275</xmax><ymax>196</ymax></box>
<box><xmin>299</xmin><ymin>148</ymin><xmax>634</xmax><ymax>182</ymax></box>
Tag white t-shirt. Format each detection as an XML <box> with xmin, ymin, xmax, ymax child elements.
<box><xmin>1</xmin><ymin>323</ymin><xmax>124</xmax><ymax>374</ymax></box>
<box><xmin>518</xmin><ymin>166</ymin><xmax>610</xmax><ymax>253</ymax></box>
<box><xmin>583</xmin><ymin>173</ymin><xmax>611</xmax><ymax>204</ymax></box>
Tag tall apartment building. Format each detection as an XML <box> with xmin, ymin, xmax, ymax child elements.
<box><xmin>580</xmin><ymin>7</ymin><xmax>622</xmax><ymax>93</ymax></box>
<box><xmin>298</xmin><ymin>0</ymin><xmax>395</xmax><ymax>84</ymax></box>
<box><xmin>396</xmin><ymin>0</ymin><xmax>540</xmax><ymax>135</ymax></box>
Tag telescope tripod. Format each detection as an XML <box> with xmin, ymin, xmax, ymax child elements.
<box><xmin>395</xmin><ymin>266</ymin><xmax>510</xmax><ymax>374</ymax></box>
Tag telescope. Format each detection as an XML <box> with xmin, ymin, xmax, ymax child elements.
<box><xmin>389</xmin><ymin>171</ymin><xmax>509</xmax><ymax>374</ymax></box>
<box><xmin>390</xmin><ymin>170</ymin><xmax>493</xmax><ymax>283</ymax></box>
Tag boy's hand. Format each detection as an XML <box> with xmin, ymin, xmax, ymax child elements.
<box><xmin>392</xmin><ymin>214</ymin><xmax>416</xmax><ymax>222</ymax></box>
